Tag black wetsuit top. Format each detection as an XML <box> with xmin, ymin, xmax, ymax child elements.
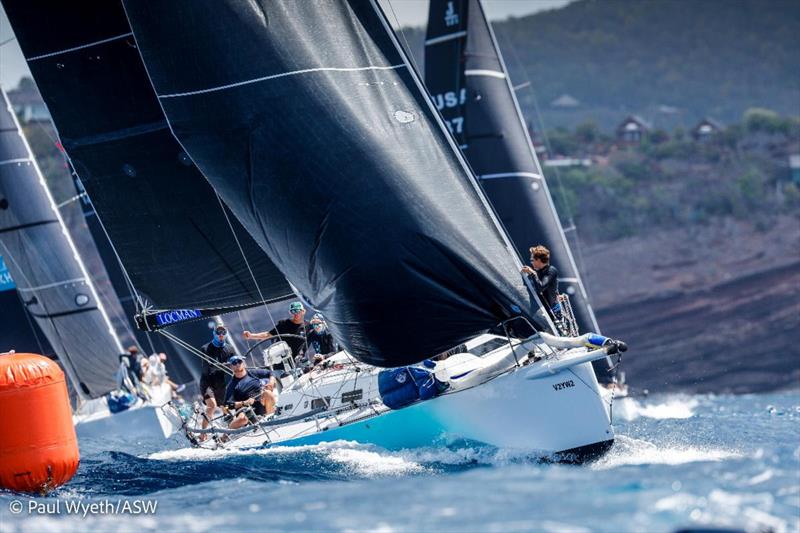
<box><xmin>307</xmin><ymin>329</ymin><xmax>337</xmax><ymax>356</ymax></box>
<box><xmin>199</xmin><ymin>342</ymin><xmax>234</xmax><ymax>403</ymax></box>
<box><xmin>268</xmin><ymin>319</ymin><xmax>309</xmax><ymax>358</ymax></box>
<box><xmin>527</xmin><ymin>264</ymin><xmax>559</xmax><ymax>309</ymax></box>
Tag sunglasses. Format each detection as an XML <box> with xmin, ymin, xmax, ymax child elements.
<box><xmin>290</xmin><ymin>309</ymin><xmax>304</xmax><ymax>314</ymax></box>
<box><xmin>215</xmin><ymin>329</ymin><xmax>227</xmax><ymax>335</ymax></box>
<box><xmin>230</xmin><ymin>360</ymin><xmax>244</xmax><ymax>366</ymax></box>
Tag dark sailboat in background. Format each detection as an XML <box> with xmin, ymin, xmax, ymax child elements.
<box><xmin>0</xmin><ymin>86</ymin><xmax>122</xmax><ymax>399</ymax></box>
<box><xmin>424</xmin><ymin>0</ymin><xmax>616</xmax><ymax>381</ymax></box>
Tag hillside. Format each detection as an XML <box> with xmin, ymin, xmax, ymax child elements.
<box><xmin>403</xmin><ymin>0</ymin><xmax>800</xmax><ymax>129</ymax></box>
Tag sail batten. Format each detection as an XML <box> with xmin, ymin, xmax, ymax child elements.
<box><xmin>123</xmin><ymin>0</ymin><xmax>544</xmax><ymax>366</ymax></box>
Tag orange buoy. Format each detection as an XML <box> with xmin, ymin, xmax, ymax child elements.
<box><xmin>0</xmin><ymin>352</ymin><xmax>80</xmax><ymax>494</ymax></box>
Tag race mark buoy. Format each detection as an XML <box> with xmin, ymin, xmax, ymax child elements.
<box><xmin>0</xmin><ymin>352</ymin><xmax>79</xmax><ymax>494</ymax></box>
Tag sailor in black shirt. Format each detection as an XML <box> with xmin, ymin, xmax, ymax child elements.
<box><xmin>199</xmin><ymin>324</ymin><xmax>235</xmax><ymax>435</ymax></box>
<box><xmin>243</xmin><ymin>301</ymin><xmax>310</xmax><ymax>365</ymax></box>
<box><xmin>521</xmin><ymin>245</ymin><xmax>560</xmax><ymax>316</ymax></box>
<box><xmin>307</xmin><ymin>313</ymin><xmax>338</xmax><ymax>360</ymax></box>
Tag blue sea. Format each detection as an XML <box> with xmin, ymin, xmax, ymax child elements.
<box><xmin>1</xmin><ymin>392</ymin><xmax>798</xmax><ymax>532</ymax></box>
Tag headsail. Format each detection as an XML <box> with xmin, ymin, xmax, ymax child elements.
<box><xmin>0</xmin><ymin>87</ymin><xmax>121</xmax><ymax>398</ymax></box>
<box><xmin>424</xmin><ymin>0</ymin><xmax>601</xmax><ymax>335</ymax></box>
<box><xmin>2</xmin><ymin>1</ymin><xmax>295</xmax><ymax>326</ymax></box>
<box><xmin>71</xmin><ymin>176</ymin><xmax>203</xmax><ymax>384</ymax></box>
<box><xmin>123</xmin><ymin>0</ymin><xmax>546</xmax><ymax>366</ymax></box>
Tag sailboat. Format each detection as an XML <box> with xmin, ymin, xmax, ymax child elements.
<box><xmin>0</xmin><ymin>86</ymin><xmax>178</xmax><ymax>440</ymax></box>
<box><xmin>3</xmin><ymin>0</ymin><xmax>629</xmax><ymax>461</ymax></box>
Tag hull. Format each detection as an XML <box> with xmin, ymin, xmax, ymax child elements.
<box><xmin>74</xmin><ymin>384</ymin><xmax>179</xmax><ymax>441</ymax></box>
<box><xmin>237</xmin><ymin>362</ymin><xmax>613</xmax><ymax>459</ymax></box>
<box><xmin>75</xmin><ymin>402</ymin><xmax>178</xmax><ymax>441</ymax></box>
<box><xmin>184</xmin><ymin>334</ymin><xmax>616</xmax><ymax>462</ymax></box>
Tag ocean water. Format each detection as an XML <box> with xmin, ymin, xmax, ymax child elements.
<box><xmin>1</xmin><ymin>392</ymin><xmax>798</xmax><ymax>532</ymax></box>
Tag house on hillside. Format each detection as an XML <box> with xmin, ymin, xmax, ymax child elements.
<box><xmin>616</xmin><ymin>115</ymin><xmax>650</xmax><ymax>143</ymax></box>
<box><xmin>790</xmin><ymin>154</ymin><xmax>800</xmax><ymax>185</ymax></box>
<box><xmin>550</xmin><ymin>94</ymin><xmax>580</xmax><ymax>109</ymax></box>
<box><xmin>7</xmin><ymin>78</ymin><xmax>49</xmax><ymax>123</ymax></box>
<box><xmin>691</xmin><ymin>118</ymin><xmax>723</xmax><ymax>142</ymax></box>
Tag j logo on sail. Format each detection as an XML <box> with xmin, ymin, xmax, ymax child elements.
<box><xmin>445</xmin><ymin>2</ymin><xmax>459</xmax><ymax>27</ymax></box>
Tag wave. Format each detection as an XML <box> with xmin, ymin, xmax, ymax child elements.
<box><xmin>613</xmin><ymin>395</ymin><xmax>699</xmax><ymax>421</ymax></box>
<box><xmin>593</xmin><ymin>435</ymin><xmax>741</xmax><ymax>470</ymax></box>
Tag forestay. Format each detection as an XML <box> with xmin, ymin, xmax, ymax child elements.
<box><xmin>0</xmin><ymin>87</ymin><xmax>120</xmax><ymax>399</ymax></box>
<box><xmin>123</xmin><ymin>0</ymin><xmax>545</xmax><ymax>366</ymax></box>
<box><xmin>2</xmin><ymin>1</ymin><xmax>295</xmax><ymax>320</ymax></box>
<box><xmin>424</xmin><ymin>0</ymin><xmax>601</xmax><ymax>335</ymax></box>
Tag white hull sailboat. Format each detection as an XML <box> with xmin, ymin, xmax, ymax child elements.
<box><xmin>176</xmin><ymin>332</ymin><xmax>621</xmax><ymax>462</ymax></box>
<box><xmin>73</xmin><ymin>383</ymin><xmax>181</xmax><ymax>441</ymax></box>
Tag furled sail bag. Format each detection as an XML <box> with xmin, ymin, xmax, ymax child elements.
<box><xmin>378</xmin><ymin>367</ymin><xmax>447</xmax><ymax>410</ymax></box>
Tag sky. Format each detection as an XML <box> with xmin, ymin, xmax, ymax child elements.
<box><xmin>0</xmin><ymin>0</ymin><xmax>573</xmax><ymax>89</ymax></box>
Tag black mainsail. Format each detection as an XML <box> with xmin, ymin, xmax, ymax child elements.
<box><xmin>122</xmin><ymin>0</ymin><xmax>547</xmax><ymax>366</ymax></box>
<box><xmin>2</xmin><ymin>1</ymin><xmax>295</xmax><ymax>328</ymax></box>
<box><xmin>424</xmin><ymin>0</ymin><xmax>601</xmax><ymax>335</ymax></box>
<box><xmin>0</xmin><ymin>86</ymin><xmax>121</xmax><ymax>398</ymax></box>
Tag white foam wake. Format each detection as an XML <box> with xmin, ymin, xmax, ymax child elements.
<box><xmin>613</xmin><ymin>395</ymin><xmax>699</xmax><ymax>421</ymax></box>
<box><xmin>146</xmin><ymin>440</ymin><xmax>427</xmax><ymax>477</ymax></box>
<box><xmin>593</xmin><ymin>435</ymin><xmax>741</xmax><ymax>470</ymax></box>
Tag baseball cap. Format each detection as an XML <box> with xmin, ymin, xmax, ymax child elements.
<box><xmin>289</xmin><ymin>301</ymin><xmax>305</xmax><ymax>313</ymax></box>
<box><xmin>228</xmin><ymin>355</ymin><xmax>245</xmax><ymax>365</ymax></box>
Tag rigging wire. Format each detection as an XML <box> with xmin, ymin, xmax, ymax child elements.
<box><xmin>213</xmin><ymin>192</ymin><xmax>284</xmax><ymax>343</ymax></box>
<box><xmin>384</xmin><ymin>0</ymin><xmax>422</xmax><ymax>74</ymax></box>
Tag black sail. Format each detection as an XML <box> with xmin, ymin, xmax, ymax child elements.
<box><xmin>0</xmin><ymin>87</ymin><xmax>120</xmax><ymax>398</ymax></box>
<box><xmin>424</xmin><ymin>0</ymin><xmax>602</xmax><ymax>335</ymax></box>
<box><xmin>72</xmin><ymin>179</ymin><xmax>202</xmax><ymax>383</ymax></box>
<box><xmin>0</xmin><ymin>254</ymin><xmax>54</xmax><ymax>356</ymax></box>
<box><xmin>2</xmin><ymin>1</ymin><xmax>294</xmax><ymax>319</ymax></box>
<box><xmin>123</xmin><ymin>0</ymin><xmax>545</xmax><ymax>367</ymax></box>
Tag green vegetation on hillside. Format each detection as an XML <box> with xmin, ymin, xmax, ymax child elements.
<box><xmin>543</xmin><ymin>111</ymin><xmax>800</xmax><ymax>242</ymax></box>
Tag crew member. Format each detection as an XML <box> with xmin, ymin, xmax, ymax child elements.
<box><xmin>224</xmin><ymin>355</ymin><xmax>277</xmax><ymax>428</ymax></box>
<box><xmin>243</xmin><ymin>301</ymin><xmax>310</xmax><ymax>365</ymax></box>
<box><xmin>521</xmin><ymin>245</ymin><xmax>561</xmax><ymax>320</ymax></box>
<box><xmin>199</xmin><ymin>325</ymin><xmax>235</xmax><ymax>435</ymax></box>
<box><xmin>307</xmin><ymin>313</ymin><xmax>338</xmax><ymax>361</ymax></box>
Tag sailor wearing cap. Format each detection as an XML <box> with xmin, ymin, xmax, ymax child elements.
<box><xmin>224</xmin><ymin>355</ymin><xmax>276</xmax><ymax>429</ymax></box>
<box><xmin>198</xmin><ymin>324</ymin><xmax>236</xmax><ymax>436</ymax></box>
<box><xmin>243</xmin><ymin>301</ymin><xmax>311</xmax><ymax>366</ymax></box>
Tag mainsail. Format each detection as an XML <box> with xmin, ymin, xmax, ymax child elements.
<box><xmin>2</xmin><ymin>1</ymin><xmax>295</xmax><ymax>327</ymax></box>
<box><xmin>123</xmin><ymin>0</ymin><xmax>547</xmax><ymax>366</ymax></box>
<box><xmin>424</xmin><ymin>0</ymin><xmax>601</xmax><ymax>335</ymax></box>
<box><xmin>0</xmin><ymin>87</ymin><xmax>121</xmax><ymax>398</ymax></box>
